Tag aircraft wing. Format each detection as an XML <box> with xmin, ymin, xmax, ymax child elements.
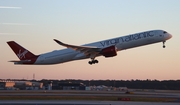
<box><xmin>53</xmin><ymin>39</ymin><xmax>102</xmax><ymax>57</ymax></box>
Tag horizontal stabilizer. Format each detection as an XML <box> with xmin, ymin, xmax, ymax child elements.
<box><xmin>8</xmin><ymin>60</ymin><xmax>31</xmax><ymax>64</ymax></box>
<box><xmin>9</xmin><ymin>60</ymin><xmax>31</xmax><ymax>62</ymax></box>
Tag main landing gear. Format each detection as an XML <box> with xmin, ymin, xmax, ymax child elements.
<box><xmin>163</xmin><ymin>41</ymin><xmax>166</xmax><ymax>48</ymax></box>
<box><xmin>88</xmin><ymin>59</ymin><xmax>98</xmax><ymax>65</ymax></box>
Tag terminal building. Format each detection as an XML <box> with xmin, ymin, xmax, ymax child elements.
<box><xmin>0</xmin><ymin>81</ymin><xmax>15</xmax><ymax>90</ymax></box>
<box><xmin>15</xmin><ymin>81</ymin><xmax>43</xmax><ymax>90</ymax></box>
<box><xmin>0</xmin><ymin>80</ymin><xmax>122</xmax><ymax>91</ymax></box>
<box><xmin>52</xmin><ymin>82</ymin><xmax>86</xmax><ymax>90</ymax></box>
<box><xmin>0</xmin><ymin>81</ymin><xmax>43</xmax><ymax>90</ymax></box>
<box><xmin>0</xmin><ymin>81</ymin><xmax>85</xmax><ymax>90</ymax></box>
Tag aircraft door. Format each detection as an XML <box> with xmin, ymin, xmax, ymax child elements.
<box><xmin>154</xmin><ymin>31</ymin><xmax>164</xmax><ymax>43</ymax></box>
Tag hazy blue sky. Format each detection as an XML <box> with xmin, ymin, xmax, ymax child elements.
<box><xmin>0</xmin><ymin>0</ymin><xmax>180</xmax><ymax>80</ymax></box>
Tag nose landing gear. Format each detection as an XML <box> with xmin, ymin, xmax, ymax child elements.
<box><xmin>163</xmin><ymin>41</ymin><xmax>166</xmax><ymax>48</ymax></box>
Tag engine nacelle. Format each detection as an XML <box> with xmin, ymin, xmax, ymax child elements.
<box><xmin>100</xmin><ymin>46</ymin><xmax>117</xmax><ymax>57</ymax></box>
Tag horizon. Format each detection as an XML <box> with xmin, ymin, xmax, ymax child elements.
<box><xmin>1</xmin><ymin>78</ymin><xmax>180</xmax><ymax>81</ymax></box>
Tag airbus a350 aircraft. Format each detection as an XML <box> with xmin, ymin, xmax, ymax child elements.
<box><xmin>7</xmin><ymin>30</ymin><xmax>172</xmax><ymax>65</ymax></box>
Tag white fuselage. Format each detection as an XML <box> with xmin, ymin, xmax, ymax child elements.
<box><xmin>34</xmin><ymin>30</ymin><xmax>172</xmax><ymax>65</ymax></box>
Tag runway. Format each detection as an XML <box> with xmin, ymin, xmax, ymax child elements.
<box><xmin>0</xmin><ymin>90</ymin><xmax>180</xmax><ymax>104</ymax></box>
<box><xmin>0</xmin><ymin>100</ymin><xmax>179</xmax><ymax>105</ymax></box>
<box><xmin>0</xmin><ymin>90</ymin><xmax>180</xmax><ymax>98</ymax></box>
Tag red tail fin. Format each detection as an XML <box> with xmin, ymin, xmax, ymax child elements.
<box><xmin>7</xmin><ymin>41</ymin><xmax>36</xmax><ymax>60</ymax></box>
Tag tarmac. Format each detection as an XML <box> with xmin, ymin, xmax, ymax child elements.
<box><xmin>0</xmin><ymin>100</ymin><xmax>179</xmax><ymax>105</ymax></box>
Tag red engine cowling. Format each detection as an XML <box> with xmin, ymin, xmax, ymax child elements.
<box><xmin>100</xmin><ymin>46</ymin><xmax>117</xmax><ymax>57</ymax></box>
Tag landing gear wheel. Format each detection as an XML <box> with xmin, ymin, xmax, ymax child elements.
<box><xmin>94</xmin><ymin>60</ymin><xmax>98</xmax><ymax>63</ymax></box>
<box><xmin>88</xmin><ymin>61</ymin><xmax>92</xmax><ymax>65</ymax></box>
<box><xmin>88</xmin><ymin>59</ymin><xmax>99</xmax><ymax>65</ymax></box>
<box><xmin>163</xmin><ymin>45</ymin><xmax>165</xmax><ymax>48</ymax></box>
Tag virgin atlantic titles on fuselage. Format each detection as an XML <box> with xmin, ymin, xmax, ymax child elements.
<box><xmin>7</xmin><ymin>30</ymin><xmax>172</xmax><ymax>65</ymax></box>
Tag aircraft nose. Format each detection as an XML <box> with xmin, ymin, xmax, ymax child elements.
<box><xmin>163</xmin><ymin>31</ymin><xmax>172</xmax><ymax>40</ymax></box>
<box><xmin>164</xmin><ymin>32</ymin><xmax>172</xmax><ymax>40</ymax></box>
<box><xmin>168</xmin><ymin>33</ymin><xmax>172</xmax><ymax>39</ymax></box>
<box><xmin>169</xmin><ymin>34</ymin><xmax>172</xmax><ymax>38</ymax></box>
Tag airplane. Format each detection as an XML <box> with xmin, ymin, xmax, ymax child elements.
<box><xmin>7</xmin><ymin>30</ymin><xmax>172</xmax><ymax>65</ymax></box>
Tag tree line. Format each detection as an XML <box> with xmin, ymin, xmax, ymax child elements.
<box><xmin>38</xmin><ymin>79</ymin><xmax>180</xmax><ymax>90</ymax></box>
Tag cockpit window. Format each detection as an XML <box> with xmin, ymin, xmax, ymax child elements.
<box><xmin>163</xmin><ymin>31</ymin><xmax>167</xmax><ymax>34</ymax></box>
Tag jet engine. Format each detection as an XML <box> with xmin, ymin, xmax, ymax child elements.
<box><xmin>100</xmin><ymin>46</ymin><xmax>117</xmax><ymax>57</ymax></box>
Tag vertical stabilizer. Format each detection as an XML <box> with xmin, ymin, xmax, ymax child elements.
<box><xmin>7</xmin><ymin>41</ymin><xmax>36</xmax><ymax>60</ymax></box>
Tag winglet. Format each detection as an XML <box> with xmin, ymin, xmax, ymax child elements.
<box><xmin>54</xmin><ymin>39</ymin><xmax>62</xmax><ymax>44</ymax></box>
<box><xmin>53</xmin><ymin>39</ymin><xmax>60</xmax><ymax>43</ymax></box>
<box><xmin>53</xmin><ymin>39</ymin><xmax>67</xmax><ymax>46</ymax></box>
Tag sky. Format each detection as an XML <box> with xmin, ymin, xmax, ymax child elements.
<box><xmin>0</xmin><ymin>0</ymin><xmax>180</xmax><ymax>80</ymax></box>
